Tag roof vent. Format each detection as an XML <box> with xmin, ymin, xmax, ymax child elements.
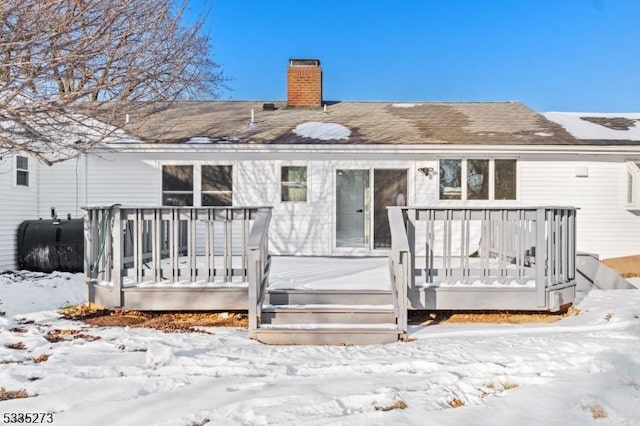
<box><xmin>262</xmin><ymin>103</ymin><xmax>276</xmax><ymax>111</ymax></box>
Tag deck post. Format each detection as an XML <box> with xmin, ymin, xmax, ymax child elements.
<box><xmin>112</xmin><ymin>206</ymin><xmax>124</xmax><ymax>308</ymax></box>
<box><xmin>535</xmin><ymin>208</ymin><xmax>547</xmax><ymax>307</ymax></box>
<box><xmin>83</xmin><ymin>210</ymin><xmax>95</xmax><ymax>303</ymax></box>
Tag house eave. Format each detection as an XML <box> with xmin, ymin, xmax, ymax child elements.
<box><xmin>98</xmin><ymin>142</ymin><xmax>640</xmax><ymax>157</ymax></box>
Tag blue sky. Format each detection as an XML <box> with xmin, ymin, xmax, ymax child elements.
<box><xmin>187</xmin><ymin>0</ymin><xmax>639</xmax><ymax>112</ymax></box>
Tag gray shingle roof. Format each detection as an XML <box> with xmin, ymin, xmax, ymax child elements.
<box><xmin>108</xmin><ymin>101</ymin><xmax>588</xmax><ymax>145</ymax></box>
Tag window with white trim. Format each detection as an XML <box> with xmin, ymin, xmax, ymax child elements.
<box><xmin>15</xmin><ymin>156</ymin><xmax>29</xmax><ymax>187</ymax></box>
<box><xmin>161</xmin><ymin>164</ymin><xmax>233</xmax><ymax>206</ymax></box>
<box><xmin>162</xmin><ymin>165</ymin><xmax>193</xmax><ymax>206</ymax></box>
<box><xmin>439</xmin><ymin>158</ymin><xmax>517</xmax><ymax>201</ymax></box>
<box><xmin>281</xmin><ymin>166</ymin><xmax>307</xmax><ymax>202</ymax></box>
<box><xmin>627</xmin><ymin>161</ymin><xmax>640</xmax><ymax>209</ymax></box>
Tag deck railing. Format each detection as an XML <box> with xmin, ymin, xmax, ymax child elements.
<box><xmin>247</xmin><ymin>208</ymin><xmax>272</xmax><ymax>334</ymax></box>
<box><xmin>84</xmin><ymin>206</ymin><xmax>272</xmax><ymax>308</ymax></box>
<box><xmin>388</xmin><ymin>206</ymin><xmax>577</xmax><ymax>309</ymax></box>
<box><xmin>388</xmin><ymin>207</ymin><xmax>410</xmax><ymax>337</ymax></box>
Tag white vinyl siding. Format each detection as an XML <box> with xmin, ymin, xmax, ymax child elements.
<box><xmin>519</xmin><ymin>158</ymin><xmax>640</xmax><ymax>259</ymax></box>
<box><xmin>0</xmin><ymin>156</ymin><xmax>39</xmax><ymax>271</ymax></box>
<box><xmin>75</xmin><ymin>151</ymin><xmax>640</xmax><ymax>259</ymax></box>
<box><xmin>37</xmin><ymin>157</ymin><xmax>86</xmax><ymax>219</ymax></box>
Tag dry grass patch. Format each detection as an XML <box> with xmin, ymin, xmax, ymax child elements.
<box><xmin>372</xmin><ymin>400</ymin><xmax>408</xmax><ymax>411</ymax></box>
<box><xmin>5</xmin><ymin>342</ymin><xmax>26</xmax><ymax>350</ymax></box>
<box><xmin>603</xmin><ymin>254</ymin><xmax>640</xmax><ymax>278</ymax></box>
<box><xmin>410</xmin><ymin>306</ymin><xmax>579</xmax><ymax>325</ymax></box>
<box><xmin>0</xmin><ymin>387</ymin><xmax>32</xmax><ymax>401</ymax></box>
<box><xmin>61</xmin><ymin>304</ymin><xmax>248</xmax><ymax>332</ymax></box>
<box><xmin>448</xmin><ymin>398</ymin><xmax>465</xmax><ymax>408</ymax></box>
<box><xmin>581</xmin><ymin>402</ymin><xmax>608</xmax><ymax>419</ymax></box>
<box><xmin>31</xmin><ymin>354</ymin><xmax>50</xmax><ymax>363</ymax></box>
<box><xmin>44</xmin><ymin>329</ymin><xmax>101</xmax><ymax>343</ymax></box>
<box><xmin>9</xmin><ymin>327</ymin><xmax>29</xmax><ymax>333</ymax></box>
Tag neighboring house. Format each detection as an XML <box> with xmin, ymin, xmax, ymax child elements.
<box><xmin>1</xmin><ymin>59</ymin><xmax>639</xmax><ymax>271</ymax></box>
<box><xmin>0</xmin><ymin>153</ymin><xmax>86</xmax><ymax>271</ymax></box>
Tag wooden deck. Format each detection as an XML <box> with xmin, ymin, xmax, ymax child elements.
<box><xmin>84</xmin><ymin>205</ymin><xmax>577</xmax><ymax>345</ymax></box>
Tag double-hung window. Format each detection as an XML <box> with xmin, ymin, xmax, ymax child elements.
<box><xmin>15</xmin><ymin>156</ymin><xmax>29</xmax><ymax>187</ymax></box>
<box><xmin>281</xmin><ymin>166</ymin><xmax>307</xmax><ymax>202</ymax></box>
<box><xmin>439</xmin><ymin>158</ymin><xmax>517</xmax><ymax>201</ymax></box>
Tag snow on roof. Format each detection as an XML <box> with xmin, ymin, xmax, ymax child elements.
<box><xmin>293</xmin><ymin>122</ymin><xmax>351</xmax><ymax>140</ymax></box>
<box><xmin>543</xmin><ymin>112</ymin><xmax>640</xmax><ymax>141</ymax></box>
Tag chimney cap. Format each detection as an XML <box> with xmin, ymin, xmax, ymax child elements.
<box><xmin>289</xmin><ymin>58</ymin><xmax>320</xmax><ymax>67</ymax></box>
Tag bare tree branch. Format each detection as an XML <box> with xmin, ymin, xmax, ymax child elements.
<box><xmin>0</xmin><ymin>0</ymin><xmax>223</xmax><ymax>165</ymax></box>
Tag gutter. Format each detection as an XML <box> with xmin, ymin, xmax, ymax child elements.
<box><xmin>98</xmin><ymin>142</ymin><xmax>640</xmax><ymax>157</ymax></box>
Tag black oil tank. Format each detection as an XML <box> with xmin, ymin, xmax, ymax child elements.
<box><xmin>17</xmin><ymin>219</ymin><xmax>84</xmax><ymax>273</ymax></box>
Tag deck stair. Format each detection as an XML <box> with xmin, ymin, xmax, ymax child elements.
<box><xmin>251</xmin><ymin>288</ymin><xmax>402</xmax><ymax>345</ymax></box>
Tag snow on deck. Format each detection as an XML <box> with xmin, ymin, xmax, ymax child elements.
<box><xmin>268</xmin><ymin>256</ymin><xmax>391</xmax><ymax>291</ymax></box>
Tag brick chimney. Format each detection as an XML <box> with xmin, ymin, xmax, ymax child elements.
<box><xmin>287</xmin><ymin>59</ymin><xmax>322</xmax><ymax>108</ymax></box>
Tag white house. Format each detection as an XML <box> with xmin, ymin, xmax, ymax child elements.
<box><xmin>1</xmin><ymin>59</ymin><xmax>639</xmax><ymax>272</ymax></box>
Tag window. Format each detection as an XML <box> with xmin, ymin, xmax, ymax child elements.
<box><xmin>627</xmin><ymin>161</ymin><xmax>640</xmax><ymax>209</ymax></box>
<box><xmin>161</xmin><ymin>165</ymin><xmax>233</xmax><ymax>206</ymax></box>
<box><xmin>202</xmin><ymin>165</ymin><xmax>233</xmax><ymax>206</ymax></box>
<box><xmin>281</xmin><ymin>166</ymin><xmax>307</xmax><ymax>202</ymax></box>
<box><xmin>439</xmin><ymin>159</ymin><xmax>461</xmax><ymax>200</ymax></box>
<box><xmin>494</xmin><ymin>159</ymin><xmax>517</xmax><ymax>200</ymax></box>
<box><xmin>439</xmin><ymin>158</ymin><xmax>517</xmax><ymax>201</ymax></box>
<box><xmin>162</xmin><ymin>165</ymin><xmax>193</xmax><ymax>206</ymax></box>
<box><xmin>16</xmin><ymin>156</ymin><xmax>29</xmax><ymax>187</ymax></box>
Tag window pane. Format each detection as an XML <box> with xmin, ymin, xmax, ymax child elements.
<box><xmin>162</xmin><ymin>166</ymin><xmax>193</xmax><ymax>191</ymax></box>
<box><xmin>281</xmin><ymin>166</ymin><xmax>307</xmax><ymax>202</ymax></box>
<box><xmin>162</xmin><ymin>193</ymin><xmax>193</xmax><ymax>206</ymax></box>
<box><xmin>202</xmin><ymin>192</ymin><xmax>232</xmax><ymax>206</ymax></box>
<box><xmin>439</xmin><ymin>159</ymin><xmax>461</xmax><ymax>200</ymax></box>
<box><xmin>16</xmin><ymin>156</ymin><xmax>28</xmax><ymax>170</ymax></box>
<box><xmin>16</xmin><ymin>170</ymin><xmax>29</xmax><ymax>186</ymax></box>
<box><xmin>282</xmin><ymin>185</ymin><xmax>307</xmax><ymax>202</ymax></box>
<box><xmin>495</xmin><ymin>159</ymin><xmax>517</xmax><ymax>200</ymax></box>
<box><xmin>467</xmin><ymin>159</ymin><xmax>489</xmax><ymax>200</ymax></box>
<box><xmin>202</xmin><ymin>165</ymin><xmax>232</xmax><ymax>191</ymax></box>
<box><xmin>282</xmin><ymin>166</ymin><xmax>306</xmax><ymax>182</ymax></box>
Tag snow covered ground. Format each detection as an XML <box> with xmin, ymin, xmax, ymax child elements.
<box><xmin>1</xmin><ymin>271</ymin><xmax>639</xmax><ymax>426</ymax></box>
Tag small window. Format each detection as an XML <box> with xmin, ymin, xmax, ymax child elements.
<box><xmin>162</xmin><ymin>165</ymin><xmax>193</xmax><ymax>206</ymax></box>
<box><xmin>629</xmin><ymin>171</ymin><xmax>634</xmax><ymax>205</ymax></box>
<box><xmin>281</xmin><ymin>166</ymin><xmax>307</xmax><ymax>202</ymax></box>
<box><xmin>16</xmin><ymin>156</ymin><xmax>29</xmax><ymax>187</ymax></box>
<box><xmin>202</xmin><ymin>165</ymin><xmax>232</xmax><ymax>206</ymax></box>
<box><xmin>627</xmin><ymin>161</ymin><xmax>640</xmax><ymax>209</ymax></box>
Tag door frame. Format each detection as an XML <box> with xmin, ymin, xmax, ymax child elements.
<box><xmin>332</xmin><ymin>165</ymin><xmax>410</xmax><ymax>254</ymax></box>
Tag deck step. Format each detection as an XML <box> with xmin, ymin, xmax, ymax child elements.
<box><xmin>260</xmin><ymin>304</ymin><xmax>396</xmax><ymax>325</ymax></box>
<box><xmin>266</xmin><ymin>289</ymin><xmax>394</xmax><ymax>305</ymax></box>
<box><xmin>252</xmin><ymin>324</ymin><xmax>400</xmax><ymax>345</ymax></box>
